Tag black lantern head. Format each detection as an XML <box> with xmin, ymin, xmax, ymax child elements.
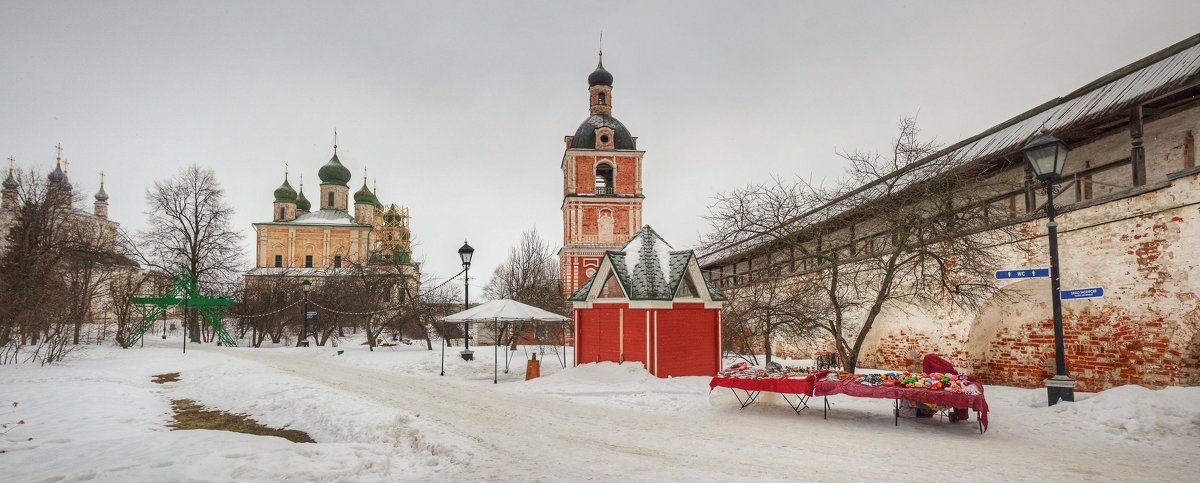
<box><xmin>1022</xmin><ymin>130</ymin><xmax>1069</xmax><ymax>182</ymax></box>
<box><xmin>301</xmin><ymin>279</ymin><xmax>312</xmax><ymax>293</ymax></box>
<box><xmin>458</xmin><ymin>241</ymin><xmax>475</xmax><ymax>267</ymax></box>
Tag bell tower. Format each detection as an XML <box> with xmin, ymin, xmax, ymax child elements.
<box><xmin>560</xmin><ymin>51</ymin><xmax>645</xmax><ymax>295</ymax></box>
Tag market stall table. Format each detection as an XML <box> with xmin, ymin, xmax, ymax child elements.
<box><xmin>709</xmin><ymin>372</ymin><xmax>824</xmax><ymax>414</ymax></box>
<box><xmin>814</xmin><ymin>377</ymin><xmax>989</xmax><ymax>433</ymax></box>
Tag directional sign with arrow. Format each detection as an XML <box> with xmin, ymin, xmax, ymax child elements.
<box><xmin>995</xmin><ymin>268</ymin><xmax>1050</xmax><ymax>280</ymax></box>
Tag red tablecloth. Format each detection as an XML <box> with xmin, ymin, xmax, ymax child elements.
<box><xmin>709</xmin><ymin>375</ymin><xmax>816</xmax><ymax>396</ymax></box>
<box><xmin>814</xmin><ymin>378</ymin><xmax>989</xmax><ymax>431</ymax></box>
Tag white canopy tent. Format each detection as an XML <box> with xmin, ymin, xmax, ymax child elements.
<box><xmin>439</xmin><ymin>299</ymin><xmax>571</xmax><ymax>383</ymax></box>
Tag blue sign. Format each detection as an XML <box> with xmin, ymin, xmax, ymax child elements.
<box><xmin>306</xmin><ymin>311</ymin><xmax>318</xmax><ymax>319</ymax></box>
<box><xmin>1061</xmin><ymin>287</ymin><xmax>1104</xmax><ymax>300</ymax></box>
<box><xmin>995</xmin><ymin>268</ymin><xmax>1050</xmax><ymax>280</ymax></box>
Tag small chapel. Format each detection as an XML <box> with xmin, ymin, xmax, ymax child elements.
<box><xmin>246</xmin><ymin>140</ymin><xmax>418</xmax><ymax>286</ymax></box>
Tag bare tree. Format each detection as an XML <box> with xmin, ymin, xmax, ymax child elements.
<box><xmin>704</xmin><ymin>116</ymin><xmax>1019</xmax><ymax>372</ymax></box>
<box><xmin>483</xmin><ymin>227</ymin><xmax>568</xmax><ymax>314</ymax></box>
<box><xmin>137</xmin><ymin>165</ymin><xmax>243</xmax><ymax>343</ymax></box>
<box><xmin>0</xmin><ymin>169</ymin><xmax>119</xmax><ymax>363</ymax></box>
<box><xmin>720</xmin><ymin>272</ymin><xmax>823</xmax><ymax>366</ymax></box>
<box><xmin>107</xmin><ymin>267</ymin><xmax>148</xmax><ymax>348</ymax></box>
<box><xmin>236</xmin><ymin>273</ymin><xmax>300</xmax><ymax>347</ymax></box>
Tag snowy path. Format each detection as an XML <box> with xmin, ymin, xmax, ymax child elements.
<box><xmin>218</xmin><ymin>348</ymin><xmax>1195</xmax><ymax>481</ymax></box>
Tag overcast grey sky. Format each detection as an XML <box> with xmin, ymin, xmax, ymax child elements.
<box><xmin>2</xmin><ymin>1</ymin><xmax>1198</xmax><ymax>296</ymax></box>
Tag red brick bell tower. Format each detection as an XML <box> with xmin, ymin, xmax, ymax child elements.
<box><xmin>560</xmin><ymin>51</ymin><xmax>645</xmax><ymax>296</ymax></box>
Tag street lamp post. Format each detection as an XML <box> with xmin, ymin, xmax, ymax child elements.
<box><xmin>301</xmin><ymin>280</ymin><xmax>312</xmax><ymax>348</ymax></box>
<box><xmin>458</xmin><ymin>241</ymin><xmax>475</xmax><ymax>361</ymax></box>
<box><xmin>1022</xmin><ymin>130</ymin><xmax>1076</xmax><ymax>406</ymax></box>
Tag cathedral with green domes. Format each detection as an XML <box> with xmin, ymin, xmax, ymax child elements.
<box><xmin>247</xmin><ymin>142</ymin><xmax>417</xmax><ymax>284</ymax></box>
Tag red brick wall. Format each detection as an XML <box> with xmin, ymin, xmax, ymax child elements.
<box><xmin>570</xmin><ymin>155</ymin><xmax>639</xmax><ymax>196</ymax></box>
<box><xmin>614</xmin><ymin>156</ymin><xmax>637</xmax><ymax>194</ymax></box>
<box><xmin>858</xmin><ymin>306</ymin><xmax>1200</xmax><ymax>392</ymax></box>
<box><xmin>573</xmin><ymin>156</ymin><xmax>596</xmax><ymax>194</ymax></box>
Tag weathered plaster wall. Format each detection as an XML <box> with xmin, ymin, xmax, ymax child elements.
<box><xmin>857</xmin><ymin>171</ymin><xmax>1200</xmax><ymax>391</ymax></box>
<box><xmin>822</xmin><ymin>106</ymin><xmax>1200</xmax><ymax>391</ymax></box>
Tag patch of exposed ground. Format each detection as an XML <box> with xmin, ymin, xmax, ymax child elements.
<box><xmin>169</xmin><ymin>399</ymin><xmax>314</xmax><ymax>443</ymax></box>
<box><xmin>152</xmin><ymin>372</ymin><xmax>180</xmax><ymax>384</ymax></box>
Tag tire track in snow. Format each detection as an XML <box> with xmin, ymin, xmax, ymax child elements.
<box><xmin>218</xmin><ymin>349</ymin><xmax>1196</xmax><ymax>482</ymax></box>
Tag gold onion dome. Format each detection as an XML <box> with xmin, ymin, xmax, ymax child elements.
<box><xmin>273</xmin><ymin>177</ymin><xmax>298</xmax><ymax>203</ymax></box>
<box><xmin>318</xmin><ymin>152</ymin><xmax>352</xmax><ymax>186</ymax></box>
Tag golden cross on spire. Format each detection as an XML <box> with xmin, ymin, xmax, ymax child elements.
<box><xmin>299</xmin><ymin>173</ymin><xmax>303</xmax><ymax>189</ymax></box>
<box><xmin>284</xmin><ymin>161</ymin><xmax>289</xmax><ymax>179</ymax></box>
<box><xmin>6</xmin><ymin>155</ymin><xmax>14</xmax><ymax>173</ymax></box>
<box><xmin>63</xmin><ymin>158</ymin><xmax>70</xmax><ymax>177</ymax></box>
<box><xmin>55</xmin><ymin>143</ymin><xmax>63</xmax><ymax>164</ymax></box>
<box><xmin>599</xmin><ymin>30</ymin><xmax>604</xmax><ymax>57</ymax></box>
<box><xmin>99</xmin><ymin>171</ymin><xmax>105</xmax><ymax>188</ymax></box>
<box><xmin>333</xmin><ymin>128</ymin><xmax>339</xmax><ymax>152</ymax></box>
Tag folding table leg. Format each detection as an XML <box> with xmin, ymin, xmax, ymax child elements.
<box><xmin>823</xmin><ymin>396</ymin><xmax>829</xmax><ymax>420</ymax></box>
<box><xmin>780</xmin><ymin>393</ymin><xmax>809</xmax><ymax>415</ymax></box>
<box><xmin>894</xmin><ymin>399</ymin><xmax>900</xmax><ymax>426</ymax></box>
<box><xmin>730</xmin><ymin>388</ymin><xmax>760</xmax><ymax>410</ymax></box>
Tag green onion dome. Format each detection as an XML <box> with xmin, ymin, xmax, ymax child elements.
<box><xmin>295</xmin><ymin>187</ymin><xmax>311</xmax><ymax>211</ymax></box>
<box><xmin>353</xmin><ymin>181</ymin><xmax>375</xmax><ymax>204</ymax></box>
<box><xmin>318</xmin><ymin>152</ymin><xmax>352</xmax><ymax>186</ymax></box>
<box><xmin>273</xmin><ymin>178</ymin><xmax>297</xmax><ymax>203</ymax></box>
<box><xmin>384</xmin><ymin>204</ymin><xmax>401</xmax><ymax>224</ymax></box>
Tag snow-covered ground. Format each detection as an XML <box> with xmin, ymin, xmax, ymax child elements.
<box><xmin>3</xmin><ymin>336</ymin><xmax>1198</xmax><ymax>481</ymax></box>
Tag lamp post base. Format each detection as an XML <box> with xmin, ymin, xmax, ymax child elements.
<box><xmin>460</xmin><ymin>350</ymin><xmax>474</xmax><ymax>362</ymax></box>
<box><xmin>1045</xmin><ymin>375</ymin><xmax>1076</xmax><ymax>406</ymax></box>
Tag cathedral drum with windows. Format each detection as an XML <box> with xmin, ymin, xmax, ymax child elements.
<box><xmin>246</xmin><ymin>143</ymin><xmax>418</xmax><ymax>290</ymax></box>
<box><xmin>560</xmin><ymin>52</ymin><xmax>645</xmax><ymax>295</ymax></box>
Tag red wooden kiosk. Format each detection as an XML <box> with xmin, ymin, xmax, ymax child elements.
<box><xmin>569</xmin><ymin>226</ymin><xmax>726</xmax><ymax>378</ymax></box>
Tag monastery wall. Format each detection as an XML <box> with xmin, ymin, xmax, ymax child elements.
<box><xmin>856</xmin><ymin>134</ymin><xmax>1199</xmax><ymax>390</ymax></box>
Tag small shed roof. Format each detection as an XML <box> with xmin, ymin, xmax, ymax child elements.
<box><xmin>570</xmin><ymin>225</ymin><xmax>726</xmax><ymax>302</ymax></box>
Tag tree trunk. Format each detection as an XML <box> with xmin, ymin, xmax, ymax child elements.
<box><xmin>762</xmin><ymin>320</ymin><xmax>773</xmax><ymax>366</ymax></box>
<box><xmin>187</xmin><ymin>309</ymin><xmax>201</xmax><ymax>343</ymax></box>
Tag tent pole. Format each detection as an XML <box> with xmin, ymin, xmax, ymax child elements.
<box><xmin>493</xmin><ymin>318</ymin><xmax>498</xmax><ymax>384</ymax></box>
<box><xmin>440</xmin><ymin>320</ymin><xmax>445</xmax><ymax>376</ymax></box>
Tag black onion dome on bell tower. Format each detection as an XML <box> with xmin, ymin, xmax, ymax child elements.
<box><xmin>571</xmin><ymin>115</ymin><xmax>635</xmax><ymax>150</ymax></box>
<box><xmin>588</xmin><ymin>56</ymin><xmax>613</xmax><ymax>87</ymax></box>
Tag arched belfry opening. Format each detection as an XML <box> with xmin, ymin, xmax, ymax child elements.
<box><xmin>595</xmin><ymin>163</ymin><xmax>614</xmax><ymax>195</ymax></box>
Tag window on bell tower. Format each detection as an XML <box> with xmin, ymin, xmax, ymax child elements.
<box><xmin>598</xmin><ymin>92</ymin><xmax>606</xmax><ymax>105</ymax></box>
<box><xmin>327</xmin><ymin>192</ymin><xmax>334</xmax><ymax>208</ymax></box>
<box><xmin>595</xmin><ymin>163</ymin><xmax>614</xmax><ymax>195</ymax></box>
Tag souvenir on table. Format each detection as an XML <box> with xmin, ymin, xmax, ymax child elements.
<box><xmin>853</xmin><ymin>371</ymin><xmax>979</xmax><ymax>393</ymax></box>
